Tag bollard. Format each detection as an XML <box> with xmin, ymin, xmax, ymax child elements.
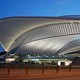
<box><xmin>56</xmin><ymin>65</ymin><xmax>59</xmax><ymax>73</ymax></box>
<box><xmin>69</xmin><ymin>64</ymin><xmax>71</xmax><ymax>72</ymax></box>
<box><xmin>26</xmin><ymin>64</ymin><xmax>28</xmax><ymax>74</ymax></box>
<box><xmin>42</xmin><ymin>64</ymin><xmax>44</xmax><ymax>74</ymax></box>
<box><xmin>42</xmin><ymin>67</ymin><xmax>44</xmax><ymax>74</ymax></box>
<box><xmin>8</xmin><ymin>68</ymin><xmax>10</xmax><ymax>75</ymax></box>
<box><xmin>26</xmin><ymin>68</ymin><xmax>28</xmax><ymax>74</ymax></box>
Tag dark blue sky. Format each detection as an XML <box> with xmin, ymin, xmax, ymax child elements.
<box><xmin>0</xmin><ymin>0</ymin><xmax>80</xmax><ymax>52</ymax></box>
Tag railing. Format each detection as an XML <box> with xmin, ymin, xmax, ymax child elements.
<box><xmin>0</xmin><ymin>63</ymin><xmax>79</xmax><ymax>75</ymax></box>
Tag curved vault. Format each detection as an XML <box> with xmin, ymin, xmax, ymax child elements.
<box><xmin>1</xmin><ymin>17</ymin><xmax>80</xmax><ymax>56</ymax></box>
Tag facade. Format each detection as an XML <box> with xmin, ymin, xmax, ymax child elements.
<box><xmin>0</xmin><ymin>16</ymin><xmax>80</xmax><ymax>59</ymax></box>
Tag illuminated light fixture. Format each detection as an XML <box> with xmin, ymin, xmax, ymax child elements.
<box><xmin>6</xmin><ymin>58</ymin><xmax>15</xmax><ymax>63</ymax></box>
<box><xmin>31</xmin><ymin>59</ymin><xmax>39</xmax><ymax>61</ymax></box>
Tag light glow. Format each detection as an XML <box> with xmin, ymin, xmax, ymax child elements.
<box><xmin>6</xmin><ymin>58</ymin><xmax>15</xmax><ymax>63</ymax></box>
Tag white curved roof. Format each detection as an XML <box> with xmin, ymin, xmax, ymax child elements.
<box><xmin>0</xmin><ymin>17</ymin><xmax>80</xmax><ymax>55</ymax></box>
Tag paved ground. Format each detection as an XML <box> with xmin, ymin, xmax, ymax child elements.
<box><xmin>0</xmin><ymin>69</ymin><xmax>80</xmax><ymax>80</ymax></box>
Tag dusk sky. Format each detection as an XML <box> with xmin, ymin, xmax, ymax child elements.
<box><xmin>0</xmin><ymin>0</ymin><xmax>80</xmax><ymax>52</ymax></box>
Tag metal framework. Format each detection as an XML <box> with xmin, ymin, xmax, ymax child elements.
<box><xmin>0</xmin><ymin>16</ymin><xmax>80</xmax><ymax>56</ymax></box>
